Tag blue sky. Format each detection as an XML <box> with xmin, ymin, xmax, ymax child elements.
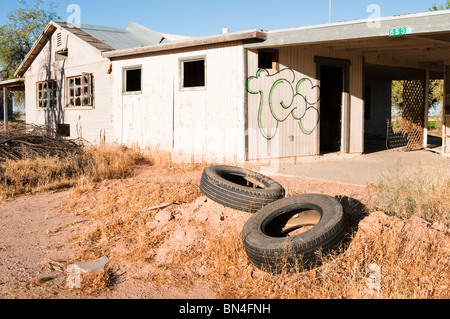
<box><xmin>0</xmin><ymin>0</ymin><xmax>442</xmax><ymax>37</ymax></box>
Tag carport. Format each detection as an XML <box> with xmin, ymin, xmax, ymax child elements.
<box><xmin>0</xmin><ymin>78</ymin><xmax>25</xmax><ymax>130</ymax></box>
<box><xmin>244</xmin><ymin>10</ymin><xmax>450</xmax><ymax>158</ymax></box>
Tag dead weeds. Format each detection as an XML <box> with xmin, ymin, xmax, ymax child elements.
<box><xmin>0</xmin><ymin>137</ymin><xmax>448</xmax><ymax>299</ymax></box>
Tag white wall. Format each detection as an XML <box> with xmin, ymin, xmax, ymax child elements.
<box><xmin>24</xmin><ymin>26</ymin><xmax>114</xmax><ymax>144</ymax></box>
<box><xmin>111</xmin><ymin>41</ymin><xmax>247</xmax><ymax>164</ymax></box>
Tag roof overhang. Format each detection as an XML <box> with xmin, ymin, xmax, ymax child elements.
<box><xmin>0</xmin><ymin>78</ymin><xmax>25</xmax><ymax>91</ymax></box>
<box><xmin>244</xmin><ymin>10</ymin><xmax>450</xmax><ymax>72</ymax></box>
<box><xmin>103</xmin><ymin>29</ymin><xmax>268</xmax><ymax>59</ymax></box>
<box><xmin>14</xmin><ymin>21</ymin><xmax>114</xmax><ymax>78</ymax></box>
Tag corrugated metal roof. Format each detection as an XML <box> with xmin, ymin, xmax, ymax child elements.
<box><xmin>78</xmin><ymin>21</ymin><xmax>191</xmax><ymax>50</ymax></box>
<box><xmin>79</xmin><ymin>24</ymin><xmax>155</xmax><ymax>50</ymax></box>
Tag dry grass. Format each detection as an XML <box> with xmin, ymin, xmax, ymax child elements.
<box><xmin>1</xmin><ymin>140</ymin><xmax>447</xmax><ymax>299</ymax></box>
<box><xmin>155</xmin><ymin>222</ymin><xmax>449</xmax><ymax>299</ymax></box>
<box><xmin>368</xmin><ymin>165</ymin><xmax>450</xmax><ymax>226</ymax></box>
<box><xmin>68</xmin><ymin>157</ymin><xmax>205</xmax><ymax>264</ymax></box>
<box><xmin>0</xmin><ymin>144</ymin><xmax>149</xmax><ymax>201</ymax></box>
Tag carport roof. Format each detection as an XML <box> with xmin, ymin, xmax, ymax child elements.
<box><xmin>0</xmin><ymin>78</ymin><xmax>25</xmax><ymax>91</ymax></box>
<box><xmin>244</xmin><ymin>10</ymin><xmax>450</xmax><ymax>72</ymax></box>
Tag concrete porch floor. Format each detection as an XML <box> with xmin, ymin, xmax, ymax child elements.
<box><xmin>256</xmin><ymin>148</ymin><xmax>449</xmax><ymax>187</ymax></box>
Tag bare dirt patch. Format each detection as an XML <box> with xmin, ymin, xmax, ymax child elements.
<box><xmin>0</xmin><ymin>166</ymin><xmax>448</xmax><ymax>299</ymax></box>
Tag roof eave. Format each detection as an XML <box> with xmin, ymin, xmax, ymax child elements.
<box><xmin>244</xmin><ymin>10</ymin><xmax>450</xmax><ymax>49</ymax></box>
<box><xmin>102</xmin><ymin>30</ymin><xmax>268</xmax><ymax>59</ymax></box>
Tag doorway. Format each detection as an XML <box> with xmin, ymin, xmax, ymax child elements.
<box><xmin>319</xmin><ymin>65</ymin><xmax>344</xmax><ymax>153</ymax></box>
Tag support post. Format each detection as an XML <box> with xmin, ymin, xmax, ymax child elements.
<box><xmin>424</xmin><ymin>69</ymin><xmax>429</xmax><ymax>149</ymax></box>
<box><xmin>3</xmin><ymin>87</ymin><xmax>7</xmax><ymax>131</ymax></box>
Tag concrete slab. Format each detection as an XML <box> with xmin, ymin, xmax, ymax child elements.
<box><xmin>255</xmin><ymin>149</ymin><xmax>450</xmax><ymax>187</ymax></box>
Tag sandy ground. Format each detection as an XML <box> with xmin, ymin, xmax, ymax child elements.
<box><xmin>0</xmin><ymin>168</ymin><xmax>447</xmax><ymax>299</ymax></box>
<box><xmin>0</xmin><ymin>189</ymin><xmax>219</xmax><ymax>299</ymax></box>
<box><xmin>0</xmin><ymin>170</ymin><xmax>365</xmax><ymax>299</ymax></box>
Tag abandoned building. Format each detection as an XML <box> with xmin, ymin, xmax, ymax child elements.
<box><xmin>3</xmin><ymin>10</ymin><xmax>450</xmax><ymax>162</ymax></box>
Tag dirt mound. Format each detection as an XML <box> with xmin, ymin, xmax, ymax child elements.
<box><xmin>146</xmin><ymin>196</ymin><xmax>252</xmax><ymax>265</ymax></box>
<box><xmin>352</xmin><ymin>211</ymin><xmax>449</xmax><ymax>247</ymax></box>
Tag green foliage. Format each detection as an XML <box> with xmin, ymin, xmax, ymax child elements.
<box><xmin>429</xmin><ymin>0</ymin><xmax>450</xmax><ymax>11</ymax></box>
<box><xmin>392</xmin><ymin>80</ymin><xmax>443</xmax><ymax>115</ymax></box>
<box><xmin>391</xmin><ymin>80</ymin><xmax>404</xmax><ymax>113</ymax></box>
<box><xmin>0</xmin><ymin>0</ymin><xmax>60</xmax><ymax>80</ymax></box>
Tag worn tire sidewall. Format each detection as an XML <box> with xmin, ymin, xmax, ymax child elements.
<box><xmin>242</xmin><ymin>194</ymin><xmax>345</xmax><ymax>254</ymax></box>
<box><xmin>201</xmin><ymin>165</ymin><xmax>285</xmax><ymax>197</ymax></box>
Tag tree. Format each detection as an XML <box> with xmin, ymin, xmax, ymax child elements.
<box><xmin>430</xmin><ymin>0</ymin><xmax>450</xmax><ymax>10</ymax></box>
<box><xmin>0</xmin><ymin>0</ymin><xmax>60</xmax><ymax>80</ymax></box>
<box><xmin>392</xmin><ymin>79</ymin><xmax>443</xmax><ymax>116</ymax></box>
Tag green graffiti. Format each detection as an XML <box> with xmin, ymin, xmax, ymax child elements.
<box><xmin>247</xmin><ymin>68</ymin><xmax>321</xmax><ymax>140</ymax></box>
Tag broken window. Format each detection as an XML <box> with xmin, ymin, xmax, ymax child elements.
<box><xmin>67</xmin><ymin>73</ymin><xmax>94</xmax><ymax>107</ymax></box>
<box><xmin>56</xmin><ymin>49</ymin><xmax>68</xmax><ymax>61</ymax></box>
<box><xmin>258</xmin><ymin>49</ymin><xmax>279</xmax><ymax>70</ymax></box>
<box><xmin>181</xmin><ymin>58</ymin><xmax>206</xmax><ymax>88</ymax></box>
<box><xmin>37</xmin><ymin>80</ymin><xmax>58</xmax><ymax>108</ymax></box>
<box><xmin>123</xmin><ymin>66</ymin><xmax>142</xmax><ymax>93</ymax></box>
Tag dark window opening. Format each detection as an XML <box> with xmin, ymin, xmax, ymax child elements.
<box><xmin>258</xmin><ymin>50</ymin><xmax>279</xmax><ymax>70</ymax></box>
<box><xmin>57</xmin><ymin>124</ymin><xmax>71</xmax><ymax>137</ymax></box>
<box><xmin>320</xmin><ymin>65</ymin><xmax>344</xmax><ymax>154</ymax></box>
<box><xmin>183</xmin><ymin>59</ymin><xmax>205</xmax><ymax>88</ymax></box>
<box><xmin>124</xmin><ymin>68</ymin><xmax>142</xmax><ymax>93</ymax></box>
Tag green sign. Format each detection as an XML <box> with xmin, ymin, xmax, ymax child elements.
<box><xmin>389</xmin><ymin>27</ymin><xmax>413</xmax><ymax>36</ymax></box>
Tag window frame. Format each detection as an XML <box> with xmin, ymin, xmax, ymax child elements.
<box><xmin>122</xmin><ymin>65</ymin><xmax>143</xmax><ymax>94</ymax></box>
<box><xmin>55</xmin><ymin>49</ymin><xmax>68</xmax><ymax>61</ymax></box>
<box><xmin>66</xmin><ymin>73</ymin><xmax>94</xmax><ymax>109</ymax></box>
<box><xmin>258</xmin><ymin>49</ymin><xmax>279</xmax><ymax>71</ymax></box>
<box><xmin>179</xmin><ymin>56</ymin><xmax>207</xmax><ymax>91</ymax></box>
<box><xmin>37</xmin><ymin>80</ymin><xmax>58</xmax><ymax>109</ymax></box>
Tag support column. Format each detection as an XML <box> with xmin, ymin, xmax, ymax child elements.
<box><xmin>444</xmin><ymin>65</ymin><xmax>450</xmax><ymax>157</ymax></box>
<box><xmin>3</xmin><ymin>87</ymin><xmax>7</xmax><ymax>131</ymax></box>
<box><xmin>424</xmin><ymin>69</ymin><xmax>429</xmax><ymax>149</ymax></box>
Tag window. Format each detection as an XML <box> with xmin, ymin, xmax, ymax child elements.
<box><xmin>37</xmin><ymin>80</ymin><xmax>57</xmax><ymax>108</ymax></box>
<box><xmin>123</xmin><ymin>66</ymin><xmax>142</xmax><ymax>93</ymax></box>
<box><xmin>57</xmin><ymin>124</ymin><xmax>71</xmax><ymax>137</ymax></box>
<box><xmin>67</xmin><ymin>73</ymin><xmax>94</xmax><ymax>108</ymax></box>
<box><xmin>258</xmin><ymin>49</ymin><xmax>279</xmax><ymax>70</ymax></box>
<box><xmin>56</xmin><ymin>49</ymin><xmax>68</xmax><ymax>61</ymax></box>
<box><xmin>181</xmin><ymin>58</ymin><xmax>206</xmax><ymax>89</ymax></box>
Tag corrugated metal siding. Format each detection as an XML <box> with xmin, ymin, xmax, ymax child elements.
<box><xmin>113</xmin><ymin>41</ymin><xmax>246</xmax><ymax>164</ymax></box>
<box><xmin>247</xmin><ymin>46</ymin><xmax>364</xmax><ymax>160</ymax></box>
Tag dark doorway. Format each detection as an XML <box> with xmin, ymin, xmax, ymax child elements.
<box><xmin>320</xmin><ymin>65</ymin><xmax>344</xmax><ymax>153</ymax></box>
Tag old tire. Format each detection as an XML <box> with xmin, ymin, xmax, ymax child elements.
<box><xmin>242</xmin><ymin>194</ymin><xmax>347</xmax><ymax>273</ymax></box>
<box><xmin>199</xmin><ymin>165</ymin><xmax>285</xmax><ymax>213</ymax></box>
